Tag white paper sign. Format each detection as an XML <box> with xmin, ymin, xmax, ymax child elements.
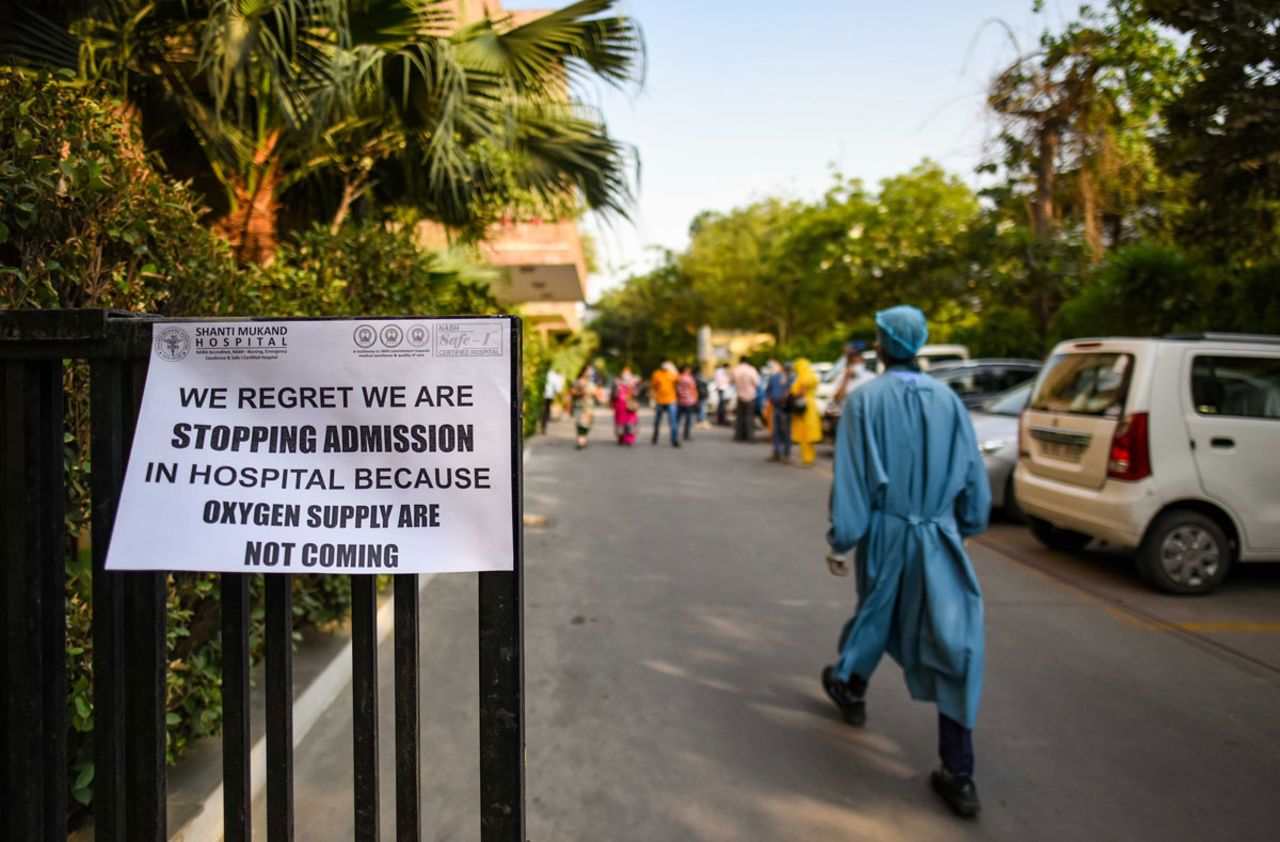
<box><xmin>106</xmin><ymin>318</ymin><xmax>516</xmax><ymax>574</ymax></box>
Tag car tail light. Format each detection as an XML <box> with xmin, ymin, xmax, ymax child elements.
<box><xmin>1017</xmin><ymin>409</ymin><xmax>1029</xmax><ymax>458</ymax></box>
<box><xmin>1108</xmin><ymin>412</ymin><xmax>1151</xmax><ymax>481</ymax></box>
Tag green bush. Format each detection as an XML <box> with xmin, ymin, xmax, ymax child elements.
<box><xmin>1051</xmin><ymin>242</ymin><xmax>1207</xmax><ymax>342</ymax></box>
<box><xmin>1</xmin><ymin>70</ymin><xmax>512</xmax><ymax>824</ymax></box>
<box><xmin>239</xmin><ymin>221</ymin><xmax>501</xmax><ymax>318</ymax></box>
<box><xmin>523</xmin><ymin>330</ymin><xmax>550</xmax><ymax>439</ymax></box>
<box><xmin>0</xmin><ymin>70</ymin><xmax>238</xmax><ymax>314</ymax></box>
<box><xmin>520</xmin><ymin>329</ymin><xmax>598</xmax><ymax>438</ymax></box>
<box><xmin>952</xmin><ymin>306</ymin><xmax>1042</xmax><ymax>358</ymax></box>
<box><xmin>1208</xmin><ymin>261</ymin><xmax>1280</xmax><ymax>335</ymax></box>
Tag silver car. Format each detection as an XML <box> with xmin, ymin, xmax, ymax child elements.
<box><xmin>972</xmin><ymin>381</ymin><xmax>1034</xmax><ymax>520</ymax></box>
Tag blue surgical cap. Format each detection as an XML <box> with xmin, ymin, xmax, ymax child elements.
<box><xmin>875</xmin><ymin>305</ymin><xmax>929</xmax><ymax>360</ymax></box>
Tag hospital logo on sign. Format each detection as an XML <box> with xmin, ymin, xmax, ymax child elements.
<box><xmin>155</xmin><ymin>327</ymin><xmax>191</xmax><ymax>361</ymax></box>
<box><xmin>353</xmin><ymin>324</ymin><xmax>378</xmax><ymax>349</ymax></box>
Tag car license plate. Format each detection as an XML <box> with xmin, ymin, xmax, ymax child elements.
<box><xmin>1042</xmin><ymin>441</ymin><xmax>1082</xmax><ymax>461</ymax></box>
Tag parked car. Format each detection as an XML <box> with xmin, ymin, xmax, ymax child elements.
<box><xmin>972</xmin><ymin>381</ymin><xmax>1035</xmax><ymax>520</ymax></box>
<box><xmin>915</xmin><ymin>344</ymin><xmax>970</xmax><ymax>371</ymax></box>
<box><xmin>1014</xmin><ymin>334</ymin><xmax>1280</xmax><ymax>594</ymax></box>
<box><xmin>816</xmin><ymin>344</ymin><xmax>971</xmax><ymax>427</ymax></box>
<box><xmin>814</xmin><ymin>358</ymin><xmax>851</xmax><ymax>417</ymax></box>
<box><xmin>821</xmin><ymin>351</ymin><xmax>1020</xmax><ymax>437</ymax></box>
<box><xmin>705</xmin><ymin>382</ymin><xmax>736</xmax><ymax>417</ymax></box>
<box><xmin>930</xmin><ymin>359</ymin><xmax>1042</xmax><ymax>409</ymax></box>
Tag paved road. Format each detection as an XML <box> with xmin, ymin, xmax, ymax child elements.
<box><xmin>269</xmin><ymin>412</ymin><xmax>1280</xmax><ymax>841</ymax></box>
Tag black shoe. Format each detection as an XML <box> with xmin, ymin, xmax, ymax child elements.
<box><xmin>930</xmin><ymin>767</ymin><xmax>981</xmax><ymax>818</ymax></box>
<box><xmin>821</xmin><ymin>666</ymin><xmax>866</xmax><ymax>727</ymax></box>
<box><xmin>672</xmin><ymin>440</ymin><xmax>681</xmax><ymax>448</ymax></box>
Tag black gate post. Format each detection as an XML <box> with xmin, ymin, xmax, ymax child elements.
<box><xmin>89</xmin><ymin>355</ymin><xmax>133</xmax><ymax>840</ymax></box>
<box><xmin>0</xmin><ymin>357</ymin><xmax>68</xmax><ymax>841</ymax></box>
<box><xmin>117</xmin><ymin>348</ymin><xmax>167</xmax><ymax>836</ymax></box>
<box><xmin>477</xmin><ymin>317</ymin><xmax>526</xmax><ymax>842</ymax></box>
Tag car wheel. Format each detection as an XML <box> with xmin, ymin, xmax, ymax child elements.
<box><xmin>1137</xmin><ymin>510</ymin><xmax>1232</xmax><ymax>595</ymax></box>
<box><xmin>1002</xmin><ymin>476</ymin><xmax>1025</xmax><ymax>523</ymax></box>
<box><xmin>1028</xmin><ymin>516</ymin><xmax>1091</xmax><ymax>552</ymax></box>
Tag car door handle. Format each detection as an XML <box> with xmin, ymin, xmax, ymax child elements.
<box><xmin>1210</xmin><ymin>437</ymin><xmax>1235</xmax><ymax>449</ymax></box>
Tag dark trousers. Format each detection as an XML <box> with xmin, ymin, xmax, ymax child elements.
<box><xmin>716</xmin><ymin>390</ymin><xmax>728</xmax><ymax>425</ymax></box>
<box><xmin>938</xmin><ymin>713</ymin><xmax>974</xmax><ymax>778</ymax></box>
<box><xmin>734</xmin><ymin>398</ymin><xmax>754</xmax><ymax>441</ymax></box>
<box><xmin>678</xmin><ymin>405</ymin><xmax>696</xmax><ymax>440</ymax></box>
<box><xmin>540</xmin><ymin>396</ymin><xmax>553</xmax><ymax>433</ymax></box>
<box><xmin>846</xmin><ymin>673</ymin><xmax>974</xmax><ymax>777</ymax></box>
<box><xmin>771</xmin><ymin>406</ymin><xmax>791</xmax><ymax>457</ymax></box>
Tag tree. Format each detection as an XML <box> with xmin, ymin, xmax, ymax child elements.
<box><xmin>1142</xmin><ymin>0</ymin><xmax>1280</xmax><ymax>265</ymax></box>
<box><xmin>590</xmin><ymin>252</ymin><xmax>704</xmax><ymax>374</ymax></box>
<box><xmin>3</xmin><ymin>0</ymin><xmax>642</xmax><ymax>263</ymax></box>
<box><xmin>844</xmin><ymin>162</ymin><xmax>981</xmax><ymax>313</ymax></box>
<box><xmin>985</xmin><ymin>1</ymin><xmax>1192</xmax><ymax>330</ymax></box>
<box><xmin>680</xmin><ymin>199</ymin><xmax>811</xmax><ymax>343</ymax></box>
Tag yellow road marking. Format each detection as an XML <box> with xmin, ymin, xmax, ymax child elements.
<box><xmin>1167</xmin><ymin>622</ymin><xmax>1280</xmax><ymax>634</ymax></box>
<box><xmin>806</xmin><ymin>464</ymin><xmax>1280</xmax><ymax>637</ymax></box>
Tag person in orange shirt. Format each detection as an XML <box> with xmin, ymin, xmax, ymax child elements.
<box><xmin>650</xmin><ymin>360</ymin><xmax>681</xmax><ymax>447</ymax></box>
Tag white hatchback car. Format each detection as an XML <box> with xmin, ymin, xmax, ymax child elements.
<box><xmin>815</xmin><ymin>344</ymin><xmax>969</xmax><ymax>416</ymax></box>
<box><xmin>1015</xmin><ymin>334</ymin><xmax>1280</xmax><ymax>594</ymax></box>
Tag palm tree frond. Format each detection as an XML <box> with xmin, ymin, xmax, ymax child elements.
<box><xmin>454</xmin><ymin>0</ymin><xmax>642</xmax><ymax>93</ymax></box>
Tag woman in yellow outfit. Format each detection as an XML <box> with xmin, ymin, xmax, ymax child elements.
<box><xmin>790</xmin><ymin>358</ymin><xmax>823</xmax><ymax>465</ymax></box>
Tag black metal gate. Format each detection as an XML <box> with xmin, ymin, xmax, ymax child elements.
<box><xmin>0</xmin><ymin>309</ymin><xmax>525</xmax><ymax>841</ymax></box>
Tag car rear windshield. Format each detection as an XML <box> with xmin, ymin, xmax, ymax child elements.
<box><xmin>1030</xmin><ymin>352</ymin><xmax>1133</xmax><ymax>416</ymax></box>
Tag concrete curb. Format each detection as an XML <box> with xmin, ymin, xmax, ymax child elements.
<box><xmin>168</xmin><ymin>574</ymin><xmax>433</xmax><ymax>842</ymax></box>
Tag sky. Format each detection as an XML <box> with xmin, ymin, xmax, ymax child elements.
<box><xmin>508</xmin><ymin>0</ymin><xmax>1084</xmax><ymax>300</ymax></box>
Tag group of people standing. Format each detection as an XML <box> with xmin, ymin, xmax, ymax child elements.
<box><xmin>551</xmin><ymin>360</ymin><xmax>709</xmax><ymax>450</ymax></box>
<box><xmin>715</xmin><ymin>356</ymin><xmax>823</xmax><ymax>465</ymax></box>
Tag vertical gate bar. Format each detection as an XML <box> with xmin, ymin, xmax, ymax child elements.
<box><xmin>89</xmin><ymin>359</ymin><xmax>128</xmax><ymax>840</ymax></box>
<box><xmin>37</xmin><ymin>360</ymin><xmax>68</xmax><ymax>842</ymax></box>
<box><xmin>221</xmin><ymin>573</ymin><xmax>252</xmax><ymax>842</ymax></box>
<box><xmin>122</xmin><ymin>569</ymin><xmax>168</xmax><ymax>841</ymax></box>
<box><xmin>121</xmin><ymin>358</ymin><xmax>167</xmax><ymax>842</ymax></box>
<box><xmin>1</xmin><ymin>361</ymin><xmax>41</xmax><ymax>842</ymax></box>
<box><xmin>265</xmin><ymin>574</ymin><xmax>294</xmax><ymax>842</ymax></box>
<box><xmin>477</xmin><ymin>572</ymin><xmax>523</xmax><ymax>842</ymax></box>
<box><xmin>394</xmin><ymin>574</ymin><xmax>422</xmax><ymax>842</ymax></box>
<box><xmin>0</xmin><ymin>360</ymin><xmax>67</xmax><ymax>841</ymax></box>
<box><xmin>478</xmin><ymin>316</ymin><xmax>525</xmax><ymax>842</ymax></box>
<box><xmin>351</xmin><ymin>576</ymin><xmax>380</xmax><ymax>842</ymax></box>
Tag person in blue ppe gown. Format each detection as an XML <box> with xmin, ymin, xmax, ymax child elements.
<box><xmin>822</xmin><ymin>304</ymin><xmax>990</xmax><ymax>818</ymax></box>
